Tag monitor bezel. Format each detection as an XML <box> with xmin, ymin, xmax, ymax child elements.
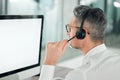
<box><xmin>0</xmin><ymin>15</ymin><xmax>44</xmax><ymax>78</ymax></box>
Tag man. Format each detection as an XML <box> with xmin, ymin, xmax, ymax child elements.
<box><xmin>39</xmin><ymin>5</ymin><xmax>120</xmax><ymax>80</ymax></box>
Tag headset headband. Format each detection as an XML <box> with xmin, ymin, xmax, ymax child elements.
<box><xmin>80</xmin><ymin>9</ymin><xmax>90</xmax><ymax>29</ymax></box>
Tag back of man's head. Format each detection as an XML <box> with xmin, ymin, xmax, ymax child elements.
<box><xmin>73</xmin><ymin>5</ymin><xmax>107</xmax><ymax>42</ymax></box>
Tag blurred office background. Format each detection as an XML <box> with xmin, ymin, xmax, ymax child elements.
<box><xmin>0</xmin><ymin>0</ymin><xmax>120</xmax><ymax>65</ymax></box>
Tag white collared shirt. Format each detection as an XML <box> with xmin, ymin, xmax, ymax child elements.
<box><xmin>39</xmin><ymin>44</ymin><xmax>120</xmax><ymax>80</ymax></box>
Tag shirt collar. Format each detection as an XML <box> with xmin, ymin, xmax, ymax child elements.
<box><xmin>83</xmin><ymin>44</ymin><xmax>107</xmax><ymax>60</ymax></box>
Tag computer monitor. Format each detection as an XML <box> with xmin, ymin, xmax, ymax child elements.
<box><xmin>0</xmin><ymin>15</ymin><xmax>44</xmax><ymax>79</ymax></box>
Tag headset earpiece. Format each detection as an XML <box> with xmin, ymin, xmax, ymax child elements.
<box><xmin>76</xmin><ymin>28</ymin><xmax>86</xmax><ymax>39</ymax></box>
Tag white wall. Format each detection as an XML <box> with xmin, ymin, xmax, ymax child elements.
<box><xmin>7</xmin><ymin>0</ymin><xmax>38</xmax><ymax>15</ymax></box>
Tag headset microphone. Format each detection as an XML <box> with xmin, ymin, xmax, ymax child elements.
<box><xmin>68</xmin><ymin>35</ymin><xmax>76</xmax><ymax>42</ymax></box>
<box><xmin>67</xmin><ymin>28</ymin><xmax>86</xmax><ymax>42</ymax></box>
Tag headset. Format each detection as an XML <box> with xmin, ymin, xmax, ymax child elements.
<box><xmin>68</xmin><ymin>9</ymin><xmax>90</xmax><ymax>42</ymax></box>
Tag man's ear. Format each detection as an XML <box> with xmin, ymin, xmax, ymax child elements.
<box><xmin>83</xmin><ymin>27</ymin><xmax>89</xmax><ymax>35</ymax></box>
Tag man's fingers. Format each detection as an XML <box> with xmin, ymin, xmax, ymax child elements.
<box><xmin>46</xmin><ymin>40</ymin><xmax>68</xmax><ymax>51</ymax></box>
<box><xmin>58</xmin><ymin>39</ymin><xmax>68</xmax><ymax>50</ymax></box>
<box><xmin>47</xmin><ymin>42</ymin><xmax>56</xmax><ymax>47</ymax></box>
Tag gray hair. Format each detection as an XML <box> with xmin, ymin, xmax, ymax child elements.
<box><xmin>73</xmin><ymin>5</ymin><xmax>107</xmax><ymax>42</ymax></box>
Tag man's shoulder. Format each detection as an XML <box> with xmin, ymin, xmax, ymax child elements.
<box><xmin>89</xmin><ymin>48</ymin><xmax>120</xmax><ymax>71</ymax></box>
<box><xmin>103</xmin><ymin>48</ymin><xmax>120</xmax><ymax>63</ymax></box>
<box><xmin>86</xmin><ymin>48</ymin><xmax>120</xmax><ymax>80</ymax></box>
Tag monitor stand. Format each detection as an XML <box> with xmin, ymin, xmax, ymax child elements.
<box><xmin>0</xmin><ymin>75</ymin><xmax>33</xmax><ymax>80</ymax></box>
<box><xmin>0</xmin><ymin>74</ymin><xmax>19</xmax><ymax>80</ymax></box>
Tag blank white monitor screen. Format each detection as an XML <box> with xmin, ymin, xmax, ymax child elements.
<box><xmin>0</xmin><ymin>15</ymin><xmax>43</xmax><ymax>77</ymax></box>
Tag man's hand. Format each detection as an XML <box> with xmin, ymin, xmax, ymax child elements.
<box><xmin>44</xmin><ymin>40</ymin><xmax>68</xmax><ymax>65</ymax></box>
